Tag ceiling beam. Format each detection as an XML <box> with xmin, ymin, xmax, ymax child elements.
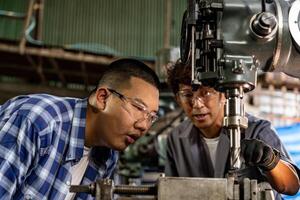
<box><xmin>0</xmin><ymin>42</ymin><xmax>116</xmax><ymax>65</ymax></box>
<box><xmin>0</xmin><ymin>42</ymin><xmax>155</xmax><ymax>68</ymax></box>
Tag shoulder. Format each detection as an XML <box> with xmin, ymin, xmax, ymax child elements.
<box><xmin>246</xmin><ymin>113</ymin><xmax>275</xmax><ymax>134</ymax></box>
<box><xmin>167</xmin><ymin>119</ymin><xmax>193</xmax><ymax>141</ymax></box>
<box><xmin>1</xmin><ymin>94</ymin><xmax>78</xmax><ymax>114</ymax></box>
<box><xmin>245</xmin><ymin>113</ymin><xmax>283</xmax><ymax>146</ymax></box>
<box><xmin>1</xmin><ymin>94</ymin><xmax>80</xmax><ymax>130</ymax></box>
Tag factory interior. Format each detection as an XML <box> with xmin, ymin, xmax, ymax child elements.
<box><xmin>0</xmin><ymin>0</ymin><xmax>300</xmax><ymax>200</ymax></box>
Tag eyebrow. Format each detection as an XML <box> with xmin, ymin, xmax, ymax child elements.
<box><xmin>180</xmin><ymin>87</ymin><xmax>213</xmax><ymax>91</ymax></box>
<box><xmin>179</xmin><ymin>89</ymin><xmax>193</xmax><ymax>92</ymax></box>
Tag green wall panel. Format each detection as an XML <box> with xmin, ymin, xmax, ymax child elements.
<box><xmin>0</xmin><ymin>0</ymin><xmax>186</xmax><ymax>59</ymax></box>
<box><xmin>0</xmin><ymin>0</ymin><xmax>28</xmax><ymax>41</ymax></box>
<box><xmin>171</xmin><ymin>0</ymin><xmax>186</xmax><ymax>48</ymax></box>
<box><xmin>42</xmin><ymin>0</ymin><xmax>186</xmax><ymax>59</ymax></box>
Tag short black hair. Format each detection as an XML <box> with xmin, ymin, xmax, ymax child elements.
<box><xmin>97</xmin><ymin>58</ymin><xmax>160</xmax><ymax>90</ymax></box>
<box><xmin>167</xmin><ymin>59</ymin><xmax>191</xmax><ymax>95</ymax></box>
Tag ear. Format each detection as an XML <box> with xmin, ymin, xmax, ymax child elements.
<box><xmin>219</xmin><ymin>93</ymin><xmax>226</xmax><ymax>106</ymax></box>
<box><xmin>222</xmin><ymin>93</ymin><xmax>226</xmax><ymax>103</ymax></box>
<box><xmin>95</xmin><ymin>88</ymin><xmax>110</xmax><ymax>110</ymax></box>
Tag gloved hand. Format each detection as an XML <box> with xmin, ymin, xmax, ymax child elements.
<box><xmin>241</xmin><ymin>139</ymin><xmax>280</xmax><ymax>171</ymax></box>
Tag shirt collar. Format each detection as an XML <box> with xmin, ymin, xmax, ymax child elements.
<box><xmin>179</xmin><ymin>119</ymin><xmax>227</xmax><ymax>139</ymax></box>
<box><xmin>179</xmin><ymin>119</ymin><xmax>196</xmax><ymax>138</ymax></box>
<box><xmin>65</xmin><ymin>98</ymin><xmax>87</xmax><ymax>162</ymax></box>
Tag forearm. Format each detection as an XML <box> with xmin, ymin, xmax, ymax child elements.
<box><xmin>266</xmin><ymin>160</ymin><xmax>300</xmax><ymax>195</ymax></box>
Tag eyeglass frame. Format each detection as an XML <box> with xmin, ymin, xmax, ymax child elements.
<box><xmin>177</xmin><ymin>86</ymin><xmax>219</xmax><ymax>103</ymax></box>
<box><xmin>107</xmin><ymin>88</ymin><xmax>158</xmax><ymax>124</ymax></box>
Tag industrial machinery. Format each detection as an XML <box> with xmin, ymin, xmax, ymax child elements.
<box><xmin>70</xmin><ymin>0</ymin><xmax>300</xmax><ymax>199</ymax></box>
<box><xmin>178</xmin><ymin>0</ymin><xmax>300</xmax><ymax>198</ymax></box>
<box><xmin>180</xmin><ymin>0</ymin><xmax>300</xmax><ymax>172</ymax></box>
<box><xmin>70</xmin><ymin>177</ymin><xmax>275</xmax><ymax>200</ymax></box>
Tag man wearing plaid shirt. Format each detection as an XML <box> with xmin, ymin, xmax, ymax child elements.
<box><xmin>0</xmin><ymin>58</ymin><xmax>160</xmax><ymax>200</ymax></box>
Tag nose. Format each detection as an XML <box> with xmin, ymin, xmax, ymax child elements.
<box><xmin>191</xmin><ymin>97</ymin><xmax>205</xmax><ymax>108</ymax></box>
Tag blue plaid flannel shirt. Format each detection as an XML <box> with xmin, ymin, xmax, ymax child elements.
<box><xmin>0</xmin><ymin>94</ymin><xmax>118</xmax><ymax>200</ymax></box>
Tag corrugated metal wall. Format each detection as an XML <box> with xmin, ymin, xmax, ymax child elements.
<box><xmin>0</xmin><ymin>0</ymin><xmax>186</xmax><ymax>59</ymax></box>
<box><xmin>0</xmin><ymin>0</ymin><xmax>27</xmax><ymax>40</ymax></box>
<box><xmin>170</xmin><ymin>0</ymin><xmax>186</xmax><ymax>49</ymax></box>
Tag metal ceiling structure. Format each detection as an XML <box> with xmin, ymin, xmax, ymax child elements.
<box><xmin>0</xmin><ymin>43</ymin><xmax>115</xmax><ymax>102</ymax></box>
<box><xmin>0</xmin><ymin>0</ymin><xmax>187</xmax><ymax>103</ymax></box>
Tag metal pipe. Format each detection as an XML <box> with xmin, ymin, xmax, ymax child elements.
<box><xmin>224</xmin><ymin>87</ymin><xmax>248</xmax><ymax>170</ymax></box>
<box><xmin>163</xmin><ymin>0</ymin><xmax>172</xmax><ymax>48</ymax></box>
<box><xmin>19</xmin><ymin>0</ymin><xmax>35</xmax><ymax>54</ymax></box>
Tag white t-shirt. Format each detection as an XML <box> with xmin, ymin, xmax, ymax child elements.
<box><xmin>203</xmin><ymin>136</ymin><xmax>220</xmax><ymax>169</ymax></box>
<box><xmin>65</xmin><ymin>146</ymin><xmax>90</xmax><ymax>200</ymax></box>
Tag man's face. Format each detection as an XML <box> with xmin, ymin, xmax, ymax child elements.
<box><xmin>95</xmin><ymin>77</ymin><xmax>159</xmax><ymax>151</ymax></box>
<box><xmin>177</xmin><ymin>84</ymin><xmax>225</xmax><ymax>134</ymax></box>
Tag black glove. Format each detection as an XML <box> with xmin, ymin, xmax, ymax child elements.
<box><xmin>241</xmin><ymin>139</ymin><xmax>280</xmax><ymax>171</ymax></box>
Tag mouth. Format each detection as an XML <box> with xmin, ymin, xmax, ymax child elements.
<box><xmin>192</xmin><ymin>113</ymin><xmax>208</xmax><ymax>121</ymax></box>
<box><xmin>126</xmin><ymin>135</ymin><xmax>138</xmax><ymax>145</ymax></box>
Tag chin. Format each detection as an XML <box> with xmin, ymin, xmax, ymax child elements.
<box><xmin>193</xmin><ymin>119</ymin><xmax>207</xmax><ymax>126</ymax></box>
<box><xmin>117</xmin><ymin>147</ymin><xmax>127</xmax><ymax>151</ymax></box>
<box><xmin>194</xmin><ymin>121</ymin><xmax>212</xmax><ymax>129</ymax></box>
<box><xmin>112</xmin><ymin>143</ymin><xmax>127</xmax><ymax>151</ymax></box>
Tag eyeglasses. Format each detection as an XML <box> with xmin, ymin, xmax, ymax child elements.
<box><xmin>107</xmin><ymin>88</ymin><xmax>158</xmax><ymax>125</ymax></box>
<box><xmin>178</xmin><ymin>87</ymin><xmax>218</xmax><ymax>103</ymax></box>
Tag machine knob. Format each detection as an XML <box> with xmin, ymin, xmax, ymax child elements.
<box><xmin>252</xmin><ymin>12</ymin><xmax>277</xmax><ymax>37</ymax></box>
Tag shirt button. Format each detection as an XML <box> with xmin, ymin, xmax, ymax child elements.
<box><xmin>25</xmin><ymin>194</ymin><xmax>32</xmax><ymax>200</ymax></box>
<box><xmin>66</xmin><ymin>181</ymin><xmax>71</xmax><ymax>185</ymax></box>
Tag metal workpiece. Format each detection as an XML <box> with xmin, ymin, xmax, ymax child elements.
<box><xmin>243</xmin><ymin>178</ymin><xmax>259</xmax><ymax>200</ymax></box>
<box><xmin>69</xmin><ymin>177</ymin><xmax>274</xmax><ymax>200</ymax></box>
<box><xmin>157</xmin><ymin>177</ymin><xmax>274</xmax><ymax>200</ymax></box>
<box><xmin>70</xmin><ymin>179</ymin><xmax>114</xmax><ymax>200</ymax></box>
<box><xmin>157</xmin><ymin>177</ymin><xmax>228</xmax><ymax>200</ymax></box>
<box><xmin>256</xmin><ymin>182</ymin><xmax>276</xmax><ymax>200</ymax></box>
<box><xmin>70</xmin><ymin>179</ymin><xmax>156</xmax><ymax>200</ymax></box>
<box><xmin>96</xmin><ymin>179</ymin><xmax>114</xmax><ymax>200</ymax></box>
<box><xmin>243</xmin><ymin>178</ymin><xmax>275</xmax><ymax>200</ymax></box>
<box><xmin>226</xmin><ymin>176</ymin><xmax>238</xmax><ymax>200</ymax></box>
